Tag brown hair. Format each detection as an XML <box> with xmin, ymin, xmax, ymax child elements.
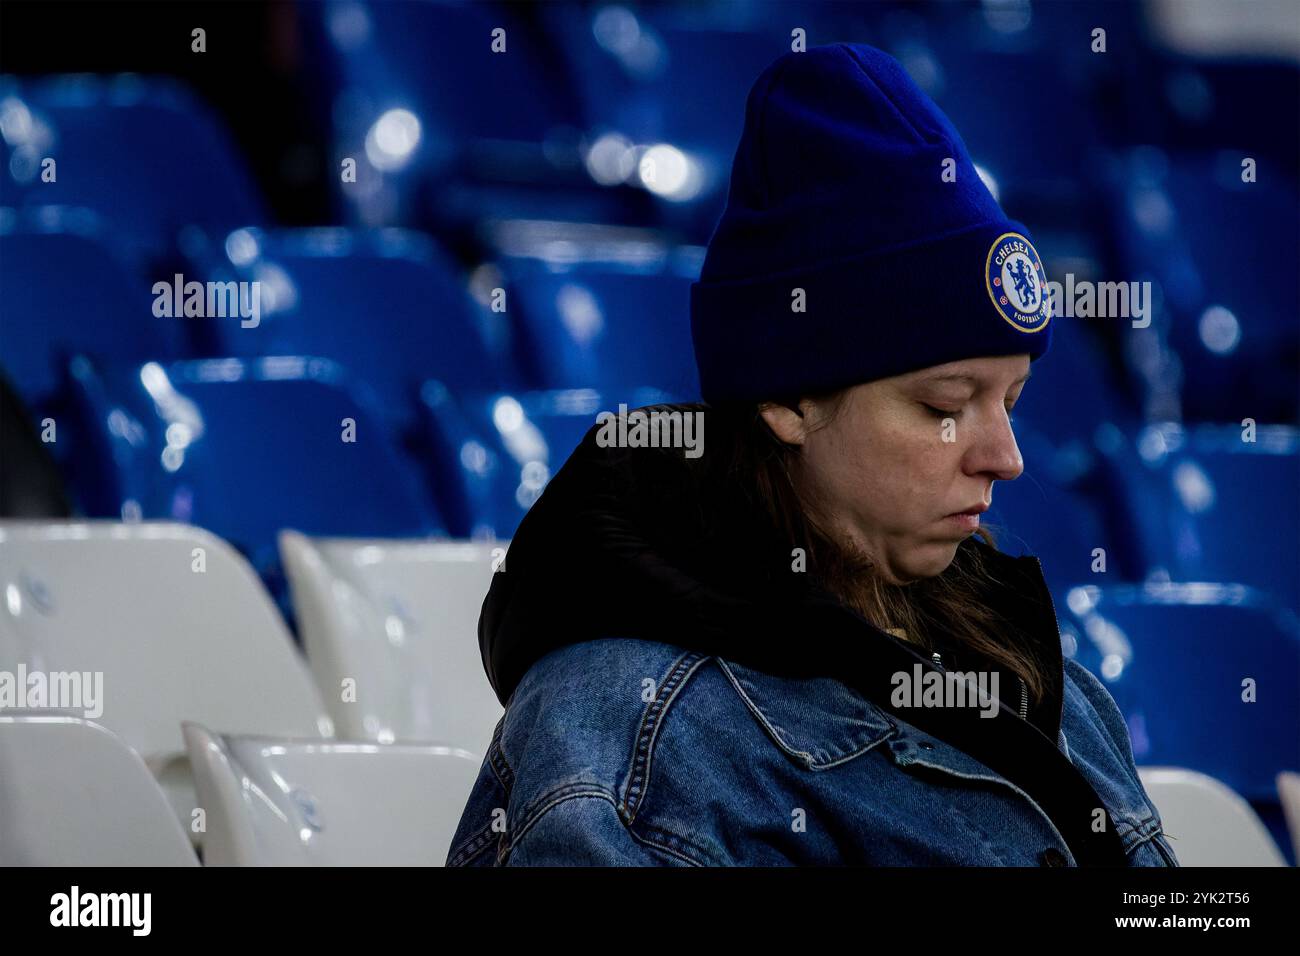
<box><xmin>709</xmin><ymin>395</ymin><xmax>1050</xmax><ymax>706</ymax></box>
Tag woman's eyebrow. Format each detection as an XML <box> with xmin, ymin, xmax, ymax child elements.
<box><xmin>922</xmin><ymin>369</ymin><xmax>1033</xmax><ymax>387</ymax></box>
<box><xmin>924</xmin><ymin>373</ymin><xmax>978</xmax><ymax>385</ymax></box>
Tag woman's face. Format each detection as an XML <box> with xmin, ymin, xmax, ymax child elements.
<box><xmin>762</xmin><ymin>354</ymin><xmax>1032</xmax><ymax>585</ymax></box>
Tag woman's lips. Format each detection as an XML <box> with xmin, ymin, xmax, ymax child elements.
<box><xmin>943</xmin><ymin>512</ymin><xmax>980</xmax><ymax>532</ymax></box>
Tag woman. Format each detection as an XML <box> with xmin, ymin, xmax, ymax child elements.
<box><xmin>446</xmin><ymin>43</ymin><xmax>1178</xmax><ymax>866</ymax></box>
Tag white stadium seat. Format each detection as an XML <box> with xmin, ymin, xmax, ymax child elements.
<box><xmin>1277</xmin><ymin>771</ymin><xmax>1300</xmax><ymax>862</ymax></box>
<box><xmin>0</xmin><ymin>521</ymin><xmax>333</xmax><ymax>831</ymax></box>
<box><xmin>279</xmin><ymin>531</ymin><xmax>503</xmax><ymax>749</ymax></box>
<box><xmin>0</xmin><ymin>713</ymin><xmax>197</xmax><ymax>866</ymax></box>
<box><xmin>1138</xmin><ymin>767</ymin><xmax>1287</xmax><ymax>866</ymax></box>
<box><xmin>183</xmin><ymin>722</ymin><xmax>482</xmax><ymax>866</ymax></box>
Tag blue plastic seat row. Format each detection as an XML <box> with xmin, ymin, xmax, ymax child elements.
<box><xmin>0</xmin><ymin>208</ymin><xmax>186</xmax><ymax>413</ymax></box>
<box><xmin>0</xmin><ymin>74</ymin><xmax>266</xmax><ymax>264</ymax></box>
<box><xmin>8</xmin><ymin>207</ymin><xmax>1295</xmax><ymax>609</ymax></box>
<box><xmin>1103</xmin><ymin>149</ymin><xmax>1299</xmax><ymax>425</ymax></box>
<box><xmin>56</xmin><ymin>349</ymin><xmax>684</xmax><ymax>565</ymax></box>
<box><xmin>1062</xmin><ymin>580</ymin><xmax>1299</xmax><ymax>805</ymax></box>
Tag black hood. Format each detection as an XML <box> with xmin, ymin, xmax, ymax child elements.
<box><xmin>478</xmin><ymin>403</ymin><xmax>1128</xmax><ymax>866</ymax></box>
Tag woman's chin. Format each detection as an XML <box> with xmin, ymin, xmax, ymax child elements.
<box><xmin>880</xmin><ymin>545</ymin><xmax>959</xmax><ymax>585</ymax></box>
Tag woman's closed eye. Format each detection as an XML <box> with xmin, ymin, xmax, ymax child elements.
<box><xmin>921</xmin><ymin>402</ymin><xmax>1018</xmax><ymax>422</ymax></box>
<box><xmin>922</xmin><ymin>403</ymin><xmax>960</xmax><ymax>419</ymax></box>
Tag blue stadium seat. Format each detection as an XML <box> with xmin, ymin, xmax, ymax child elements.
<box><xmin>63</xmin><ymin>356</ymin><xmax>443</xmax><ymax>579</ymax></box>
<box><xmin>1004</xmin><ymin>311</ymin><xmax>1158</xmax><ymax>579</ymax></box>
<box><xmin>0</xmin><ymin>207</ymin><xmax>186</xmax><ymax>411</ymax></box>
<box><xmin>419</xmin><ymin>385</ymin><xmax>678</xmax><ymax>538</ymax></box>
<box><xmin>1136</xmin><ymin>54</ymin><xmax>1299</xmax><ymax>175</ymax></box>
<box><xmin>299</xmin><ymin>0</ymin><xmax>629</xmax><ymax>231</ymax></box>
<box><xmin>503</xmin><ymin>257</ymin><xmax>701</xmax><ymax>397</ymax></box>
<box><xmin>318</xmin><ymin>0</ymin><xmax>576</xmax><ymax>154</ymax></box>
<box><xmin>194</xmin><ymin>227</ymin><xmax>515</xmax><ymax>430</ymax></box>
<box><xmin>1064</xmin><ymin>581</ymin><xmax>1300</xmax><ymax>803</ymax></box>
<box><xmin>546</xmin><ymin>7</ymin><xmax>793</xmax><ymax>236</ymax></box>
<box><xmin>1013</xmin><ymin>302</ymin><xmax>1141</xmax><ymax>445</ymax></box>
<box><xmin>985</xmin><ymin>422</ymin><xmax>1141</xmax><ymax>583</ymax></box>
<box><xmin>0</xmin><ymin>74</ymin><xmax>266</xmax><ymax>261</ymax></box>
<box><xmin>1122</xmin><ymin>423</ymin><xmax>1300</xmax><ymax>611</ymax></box>
<box><xmin>998</xmin><ymin>418</ymin><xmax>1300</xmax><ymax>611</ymax></box>
<box><xmin>1106</xmin><ymin>149</ymin><xmax>1299</xmax><ymax>424</ymax></box>
<box><xmin>927</xmin><ymin>45</ymin><xmax>1107</xmax><ymax>221</ymax></box>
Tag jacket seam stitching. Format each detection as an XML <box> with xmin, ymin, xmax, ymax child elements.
<box><xmin>1147</xmin><ymin>831</ymin><xmax>1180</xmax><ymax>867</ymax></box>
<box><xmin>447</xmin><ymin>822</ymin><xmax>499</xmax><ymax>867</ymax></box>
<box><xmin>622</xmin><ymin>650</ymin><xmax>710</xmax><ymax>822</ymax></box>
<box><xmin>1116</xmin><ymin>813</ymin><xmax>1162</xmax><ymax>847</ymax></box>
<box><xmin>505</xmin><ymin>786</ymin><xmax>704</xmax><ymax>866</ymax></box>
<box><xmin>1123</xmin><ymin>821</ymin><xmax>1177</xmax><ymax>865</ymax></box>
<box><xmin>1124</xmin><ymin>823</ymin><xmax>1165</xmax><ymax>851</ymax></box>
<box><xmin>447</xmin><ymin>719</ymin><xmax>512</xmax><ymax>866</ymax></box>
<box><xmin>631</xmin><ymin>821</ymin><xmax>714</xmax><ymax>867</ymax></box>
<box><xmin>488</xmin><ymin>720</ymin><xmax>515</xmax><ymax>792</ymax></box>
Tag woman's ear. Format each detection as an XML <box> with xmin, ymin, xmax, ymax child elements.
<box><xmin>759</xmin><ymin>399</ymin><xmax>815</xmax><ymax>446</ymax></box>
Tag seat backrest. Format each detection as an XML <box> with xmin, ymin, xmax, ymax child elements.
<box><xmin>1107</xmin><ymin>150</ymin><xmax>1299</xmax><ymax>422</ymax></box>
<box><xmin>1068</xmin><ymin>583</ymin><xmax>1300</xmax><ymax>802</ymax></box>
<box><xmin>313</xmin><ymin>0</ymin><xmax>574</xmax><ymax>148</ymax></box>
<box><xmin>184</xmin><ymin>722</ymin><xmax>481</xmax><ymax>866</ymax></box>
<box><xmin>1137</xmin><ymin>767</ymin><xmax>1286</xmax><ymax>866</ymax></box>
<box><xmin>1156</xmin><ymin>426</ymin><xmax>1300</xmax><ymax>610</ymax></box>
<box><xmin>0</xmin><ymin>713</ymin><xmax>197</xmax><ymax>866</ymax></box>
<box><xmin>0</xmin><ymin>521</ymin><xmax>332</xmax><ymax>764</ymax></box>
<box><xmin>984</xmin><ymin>422</ymin><xmax>1126</xmax><ymax>580</ymax></box>
<box><xmin>64</xmin><ymin>356</ymin><xmax>443</xmax><ymax>574</ymax></box>
<box><xmin>280</xmin><ymin>531</ymin><xmax>503</xmax><ymax>750</ymax></box>
<box><xmin>507</xmin><ymin>264</ymin><xmax>698</xmax><ymax>396</ymax></box>
<box><xmin>552</xmin><ymin>9</ymin><xmax>790</xmax><ymax>178</ymax></box>
<box><xmin>0</xmin><ymin>74</ymin><xmax>265</xmax><ymax>258</ymax></box>
<box><xmin>203</xmin><ymin>228</ymin><xmax>507</xmax><ymax>424</ymax></box>
<box><xmin>419</xmin><ymin>386</ymin><xmax>679</xmax><ymax>538</ymax></box>
<box><xmin>0</xmin><ymin>218</ymin><xmax>183</xmax><ymax>407</ymax></box>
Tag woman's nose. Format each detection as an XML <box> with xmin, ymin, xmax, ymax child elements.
<box><xmin>965</xmin><ymin>410</ymin><xmax>1024</xmax><ymax>482</ymax></box>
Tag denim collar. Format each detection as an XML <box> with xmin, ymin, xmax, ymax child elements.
<box><xmin>715</xmin><ymin>656</ymin><xmax>898</xmax><ymax>770</ymax></box>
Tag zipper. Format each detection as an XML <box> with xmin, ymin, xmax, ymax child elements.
<box><xmin>932</xmin><ymin>651</ymin><xmax>1029</xmax><ymax>722</ymax></box>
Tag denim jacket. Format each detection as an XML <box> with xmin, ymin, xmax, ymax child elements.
<box><xmin>447</xmin><ymin>408</ymin><xmax>1180</xmax><ymax>867</ymax></box>
<box><xmin>447</xmin><ymin>639</ymin><xmax>1178</xmax><ymax>866</ymax></box>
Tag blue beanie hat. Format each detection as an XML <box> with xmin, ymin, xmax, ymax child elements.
<box><xmin>690</xmin><ymin>43</ymin><xmax>1053</xmax><ymax>405</ymax></box>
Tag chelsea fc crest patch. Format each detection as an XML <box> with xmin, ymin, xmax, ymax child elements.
<box><xmin>985</xmin><ymin>232</ymin><xmax>1052</xmax><ymax>332</ymax></box>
